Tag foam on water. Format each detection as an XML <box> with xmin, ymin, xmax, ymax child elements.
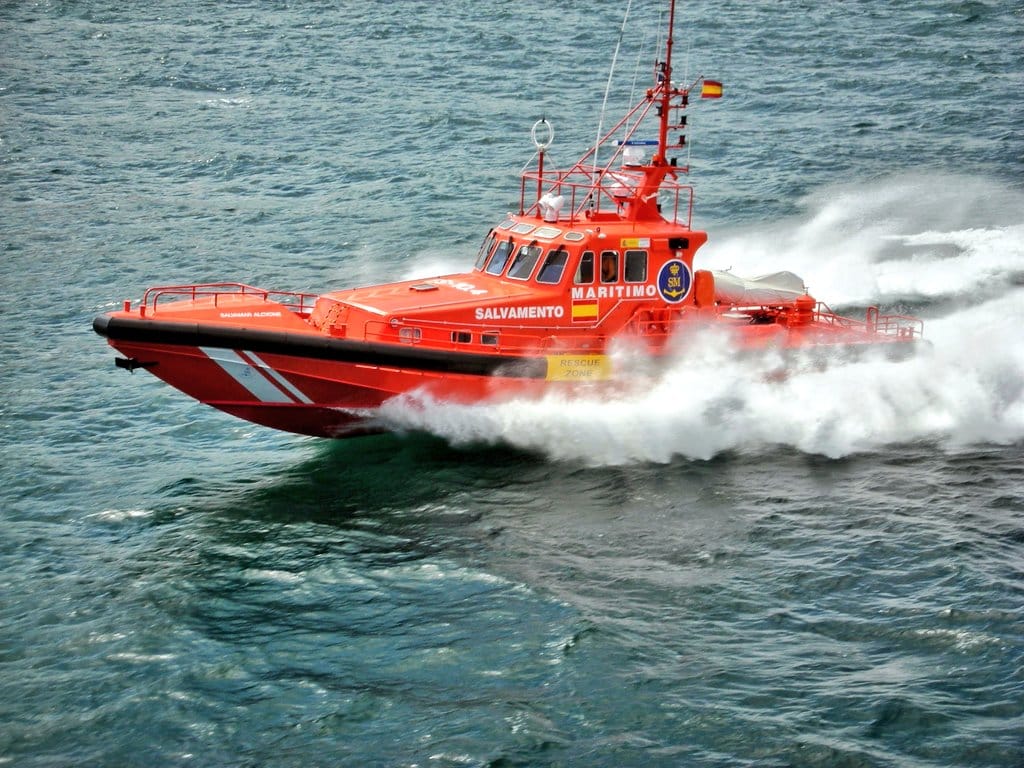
<box><xmin>381</xmin><ymin>175</ymin><xmax>1024</xmax><ymax>463</ymax></box>
<box><xmin>700</xmin><ymin>174</ymin><xmax>1024</xmax><ymax>305</ymax></box>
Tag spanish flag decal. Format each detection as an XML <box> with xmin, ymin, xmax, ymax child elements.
<box><xmin>701</xmin><ymin>79</ymin><xmax>723</xmax><ymax>99</ymax></box>
<box><xmin>571</xmin><ymin>299</ymin><xmax>599</xmax><ymax>322</ymax></box>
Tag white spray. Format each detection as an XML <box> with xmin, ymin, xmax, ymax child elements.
<box><xmin>381</xmin><ymin>174</ymin><xmax>1024</xmax><ymax>464</ymax></box>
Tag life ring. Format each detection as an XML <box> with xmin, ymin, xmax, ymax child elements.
<box><xmin>531</xmin><ymin>118</ymin><xmax>554</xmax><ymax>151</ymax></box>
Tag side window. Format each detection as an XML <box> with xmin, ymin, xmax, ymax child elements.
<box><xmin>624</xmin><ymin>250</ymin><xmax>647</xmax><ymax>283</ymax></box>
<box><xmin>600</xmin><ymin>250</ymin><xmax>619</xmax><ymax>283</ymax></box>
<box><xmin>474</xmin><ymin>233</ymin><xmax>496</xmax><ymax>271</ymax></box>
<box><xmin>574</xmin><ymin>251</ymin><xmax>595</xmax><ymax>284</ymax></box>
<box><xmin>536</xmin><ymin>249</ymin><xmax>569</xmax><ymax>284</ymax></box>
<box><xmin>485</xmin><ymin>238</ymin><xmax>514</xmax><ymax>276</ymax></box>
<box><xmin>507</xmin><ymin>244</ymin><xmax>542</xmax><ymax>280</ymax></box>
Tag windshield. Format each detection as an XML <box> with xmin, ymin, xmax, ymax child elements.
<box><xmin>507</xmin><ymin>244</ymin><xmax>542</xmax><ymax>280</ymax></box>
<box><xmin>485</xmin><ymin>238</ymin><xmax>514</xmax><ymax>276</ymax></box>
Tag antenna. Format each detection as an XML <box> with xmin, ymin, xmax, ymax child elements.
<box><xmin>594</xmin><ymin>0</ymin><xmax>634</xmax><ymax>173</ymax></box>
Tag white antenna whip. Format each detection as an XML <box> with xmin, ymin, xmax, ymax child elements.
<box><xmin>594</xmin><ymin>0</ymin><xmax>634</xmax><ymax>172</ymax></box>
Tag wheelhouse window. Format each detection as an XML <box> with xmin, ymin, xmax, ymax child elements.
<box><xmin>485</xmin><ymin>237</ymin><xmax>514</xmax><ymax>275</ymax></box>
<box><xmin>574</xmin><ymin>251</ymin><xmax>595</xmax><ymax>284</ymax></box>
<box><xmin>624</xmin><ymin>250</ymin><xmax>648</xmax><ymax>283</ymax></box>
<box><xmin>474</xmin><ymin>232</ymin><xmax>496</xmax><ymax>271</ymax></box>
<box><xmin>507</xmin><ymin>243</ymin><xmax>542</xmax><ymax>280</ymax></box>
<box><xmin>536</xmin><ymin>248</ymin><xmax>569</xmax><ymax>284</ymax></box>
<box><xmin>600</xmin><ymin>250</ymin><xmax>619</xmax><ymax>283</ymax></box>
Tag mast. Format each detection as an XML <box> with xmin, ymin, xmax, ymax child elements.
<box><xmin>654</xmin><ymin>0</ymin><xmax>676</xmax><ymax>166</ymax></box>
<box><xmin>519</xmin><ymin>0</ymin><xmax>698</xmax><ymax>225</ymax></box>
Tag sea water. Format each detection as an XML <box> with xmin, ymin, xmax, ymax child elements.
<box><xmin>1</xmin><ymin>1</ymin><xmax>1022</xmax><ymax>765</ymax></box>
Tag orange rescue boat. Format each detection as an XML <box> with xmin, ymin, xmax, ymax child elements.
<box><xmin>93</xmin><ymin>0</ymin><xmax>922</xmax><ymax>438</ymax></box>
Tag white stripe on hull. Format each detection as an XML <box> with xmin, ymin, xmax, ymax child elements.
<box><xmin>240</xmin><ymin>350</ymin><xmax>314</xmax><ymax>404</ymax></box>
<box><xmin>199</xmin><ymin>347</ymin><xmax>312</xmax><ymax>404</ymax></box>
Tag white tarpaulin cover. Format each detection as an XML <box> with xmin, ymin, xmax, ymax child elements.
<box><xmin>711</xmin><ymin>270</ymin><xmax>807</xmax><ymax>306</ymax></box>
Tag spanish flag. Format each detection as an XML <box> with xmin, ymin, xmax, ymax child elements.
<box><xmin>571</xmin><ymin>299</ymin><xmax>599</xmax><ymax>323</ymax></box>
<box><xmin>701</xmin><ymin>79</ymin><xmax>723</xmax><ymax>99</ymax></box>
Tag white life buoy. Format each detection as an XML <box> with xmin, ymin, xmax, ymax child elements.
<box><xmin>531</xmin><ymin>118</ymin><xmax>554</xmax><ymax>151</ymax></box>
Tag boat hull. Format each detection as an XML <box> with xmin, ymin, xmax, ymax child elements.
<box><xmin>96</xmin><ymin>312</ymin><xmax>922</xmax><ymax>438</ymax></box>
<box><xmin>106</xmin><ymin>339</ymin><xmax>555</xmax><ymax>437</ymax></box>
<box><xmin>96</xmin><ymin>315</ymin><xmax>553</xmax><ymax>437</ymax></box>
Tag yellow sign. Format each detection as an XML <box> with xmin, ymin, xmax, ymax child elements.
<box><xmin>621</xmin><ymin>237</ymin><xmax>651</xmax><ymax>248</ymax></box>
<box><xmin>545</xmin><ymin>354</ymin><xmax>611</xmax><ymax>381</ymax></box>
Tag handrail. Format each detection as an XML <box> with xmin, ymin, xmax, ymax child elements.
<box><xmin>814</xmin><ymin>302</ymin><xmax>923</xmax><ymax>339</ymax></box>
<box><xmin>520</xmin><ymin>167</ymin><xmax>694</xmax><ymax>227</ymax></box>
<box><xmin>138</xmin><ymin>282</ymin><xmax>319</xmax><ymax>317</ymax></box>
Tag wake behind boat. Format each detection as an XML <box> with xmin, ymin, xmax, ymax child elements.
<box><xmin>93</xmin><ymin>0</ymin><xmax>923</xmax><ymax>438</ymax></box>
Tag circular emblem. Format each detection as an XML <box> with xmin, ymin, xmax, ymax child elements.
<box><xmin>657</xmin><ymin>259</ymin><xmax>692</xmax><ymax>304</ymax></box>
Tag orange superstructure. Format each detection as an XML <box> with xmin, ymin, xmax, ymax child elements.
<box><xmin>94</xmin><ymin>0</ymin><xmax>922</xmax><ymax>439</ymax></box>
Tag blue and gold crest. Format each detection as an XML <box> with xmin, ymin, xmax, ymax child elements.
<box><xmin>657</xmin><ymin>259</ymin><xmax>692</xmax><ymax>303</ymax></box>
